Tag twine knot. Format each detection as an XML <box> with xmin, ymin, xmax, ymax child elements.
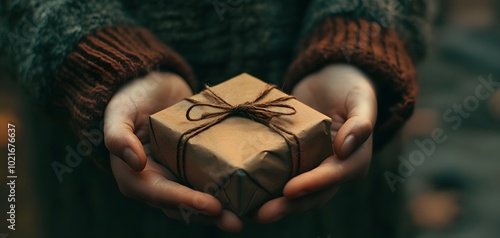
<box><xmin>176</xmin><ymin>84</ymin><xmax>301</xmax><ymax>183</ymax></box>
<box><xmin>185</xmin><ymin>84</ymin><xmax>296</xmax><ymax>124</ymax></box>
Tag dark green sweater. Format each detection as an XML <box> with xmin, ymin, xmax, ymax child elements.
<box><xmin>1</xmin><ymin>0</ymin><xmax>431</xmax><ymax>147</ymax></box>
<box><xmin>0</xmin><ymin>0</ymin><xmax>432</xmax><ymax>237</ymax></box>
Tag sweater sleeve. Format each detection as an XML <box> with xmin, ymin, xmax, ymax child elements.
<box><xmin>1</xmin><ymin>0</ymin><xmax>196</xmax><ymax>165</ymax></box>
<box><xmin>50</xmin><ymin>25</ymin><xmax>196</xmax><ymax>130</ymax></box>
<box><xmin>284</xmin><ymin>0</ymin><xmax>433</xmax><ymax>150</ymax></box>
<box><xmin>1</xmin><ymin>0</ymin><xmax>130</xmax><ymax>99</ymax></box>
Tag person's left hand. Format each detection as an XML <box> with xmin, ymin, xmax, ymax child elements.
<box><xmin>255</xmin><ymin>64</ymin><xmax>378</xmax><ymax>223</ymax></box>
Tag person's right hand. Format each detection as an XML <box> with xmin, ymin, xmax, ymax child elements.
<box><xmin>104</xmin><ymin>72</ymin><xmax>243</xmax><ymax>232</ymax></box>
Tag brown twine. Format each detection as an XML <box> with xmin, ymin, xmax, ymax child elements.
<box><xmin>176</xmin><ymin>84</ymin><xmax>302</xmax><ymax>183</ymax></box>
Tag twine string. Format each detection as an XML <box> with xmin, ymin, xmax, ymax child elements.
<box><xmin>176</xmin><ymin>84</ymin><xmax>301</xmax><ymax>182</ymax></box>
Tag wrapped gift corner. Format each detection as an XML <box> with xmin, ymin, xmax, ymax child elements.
<box><xmin>149</xmin><ymin>73</ymin><xmax>333</xmax><ymax>215</ymax></box>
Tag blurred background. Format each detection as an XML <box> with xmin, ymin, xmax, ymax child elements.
<box><xmin>1</xmin><ymin>0</ymin><xmax>499</xmax><ymax>237</ymax></box>
<box><xmin>401</xmin><ymin>0</ymin><xmax>500</xmax><ymax>237</ymax></box>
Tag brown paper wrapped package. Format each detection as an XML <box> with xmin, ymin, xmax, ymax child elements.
<box><xmin>149</xmin><ymin>73</ymin><xmax>333</xmax><ymax>216</ymax></box>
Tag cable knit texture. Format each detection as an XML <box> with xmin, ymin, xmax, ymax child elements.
<box><xmin>0</xmin><ymin>0</ymin><xmax>133</xmax><ymax>99</ymax></box>
<box><xmin>0</xmin><ymin>0</ymin><xmax>433</xmax><ymax>159</ymax></box>
<box><xmin>51</xmin><ymin>26</ymin><xmax>196</xmax><ymax>132</ymax></box>
<box><xmin>46</xmin><ymin>25</ymin><xmax>197</xmax><ymax>166</ymax></box>
<box><xmin>285</xmin><ymin>17</ymin><xmax>417</xmax><ymax>149</ymax></box>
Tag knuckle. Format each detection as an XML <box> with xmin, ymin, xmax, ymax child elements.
<box><xmin>147</xmin><ymin>180</ymin><xmax>174</xmax><ymax>207</ymax></box>
<box><xmin>335</xmin><ymin>163</ymin><xmax>345</xmax><ymax>183</ymax></box>
<box><xmin>358</xmin><ymin>117</ymin><xmax>374</xmax><ymax>132</ymax></box>
<box><xmin>147</xmin><ymin>183</ymin><xmax>163</xmax><ymax>205</ymax></box>
<box><xmin>104</xmin><ymin>133</ymin><xmax>118</xmax><ymax>150</ymax></box>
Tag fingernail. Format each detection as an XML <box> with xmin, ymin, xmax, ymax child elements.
<box><xmin>123</xmin><ymin>148</ymin><xmax>140</xmax><ymax>170</ymax></box>
<box><xmin>341</xmin><ymin>135</ymin><xmax>356</xmax><ymax>158</ymax></box>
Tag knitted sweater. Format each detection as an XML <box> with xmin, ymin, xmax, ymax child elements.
<box><xmin>1</xmin><ymin>0</ymin><xmax>432</xmax><ymax>155</ymax></box>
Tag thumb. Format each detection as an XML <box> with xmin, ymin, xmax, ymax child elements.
<box><xmin>333</xmin><ymin>87</ymin><xmax>377</xmax><ymax>159</ymax></box>
<box><xmin>104</xmin><ymin>97</ymin><xmax>147</xmax><ymax>171</ymax></box>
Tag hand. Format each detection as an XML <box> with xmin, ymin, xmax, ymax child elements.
<box><xmin>256</xmin><ymin>64</ymin><xmax>377</xmax><ymax>223</ymax></box>
<box><xmin>104</xmin><ymin>72</ymin><xmax>242</xmax><ymax>232</ymax></box>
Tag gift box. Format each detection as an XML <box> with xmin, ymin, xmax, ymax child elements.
<box><xmin>149</xmin><ymin>73</ymin><xmax>333</xmax><ymax>215</ymax></box>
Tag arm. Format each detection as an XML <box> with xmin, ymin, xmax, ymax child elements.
<box><xmin>257</xmin><ymin>0</ymin><xmax>433</xmax><ymax>222</ymax></box>
<box><xmin>285</xmin><ymin>0</ymin><xmax>434</xmax><ymax>149</ymax></box>
<box><xmin>2</xmin><ymin>0</ymin><xmax>137</xmax><ymax>98</ymax></box>
<box><xmin>1</xmin><ymin>0</ymin><xmax>195</xmax><ymax>152</ymax></box>
<box><xmin>1</xmin><ymin>1</ymin><xmax>242</xmax><ymax>232</ymax></box>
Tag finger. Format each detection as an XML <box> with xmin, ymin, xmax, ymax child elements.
<box><xmin>110</xmin><ymin>155</ymin><xmax>222</xmax><ymax>215</ymax></box>
<box><xmin>104</xmin><ymin>96</ymin><xmax>146</xmax><ymax>171</ymax></box>
<box><xmin>283</xmin><ymin>156</ymin><xmax>341</xmax><ymax>198</ymax></box>
<box><xmin>214</xmin><ymin>210</ymin><xmax>243</xmax><ymax>233</ymax></box>
<box><xmin>256</xmin><ymin>185</ymin><xmax>339</xmax><ymax>223</ymax></box>
<box><xmin>333</xmin><ymin>86</ymin><xmax>377</xmax><ymax>159</ymax></box>
<box><xmin>283</xmin><ymin>137</ymin><xmax>372</xmax><ymax>198</ymax></box>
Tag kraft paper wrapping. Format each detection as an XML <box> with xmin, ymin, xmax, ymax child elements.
<box><xmin>149</xmin><ymin>73</ymin><xmax>333</xmax><ymax>216</ymax></box>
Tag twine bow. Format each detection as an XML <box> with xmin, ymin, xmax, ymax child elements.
<box><xmin>176</xmin><ymin>84</ymin><xmax>302</xmax><ymax>183</ymax></box>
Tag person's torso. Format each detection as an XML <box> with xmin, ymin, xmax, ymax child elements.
<box><xmin>124</xmin><ymin>0</ymin><xmax>309</xmax><ymax>85</ymax></box>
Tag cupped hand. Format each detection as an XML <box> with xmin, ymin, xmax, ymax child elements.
<box><xmin>104</xmin><ymin>72</ymin><xmax>242</xmax><ymax>232</ymax></box>
<box><xmin>256</xmin><ymin>64</ymin><xmax>378</xmax><ymax>223</ymax></box>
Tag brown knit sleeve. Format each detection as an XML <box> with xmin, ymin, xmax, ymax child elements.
<box><xmin>284</xmin><ymin>17</ymin><xmax>417</xmax><ymax>150</ymax></box>
<box><xmin>49</xmin><ymin>25</ymin><xmax>196</xmax><ymax>166</ymax></box>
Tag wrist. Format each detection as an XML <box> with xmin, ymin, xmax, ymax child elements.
<box><xmin>315</xmin><ymin>64</ymin><xmax>373</xmax><ymax>85</ymax></box>
<box><xmin>294</xmin><ymin>64</ymin><xmax>376</xmax><ymax>98</ymax></box>
<box><xmin>114</xmin><ymin>72</ymin><xmax>192</xmax><ymax>103</ymax></box>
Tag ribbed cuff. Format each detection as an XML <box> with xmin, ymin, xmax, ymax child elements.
<box><xmin>284</xmin><ymin>17</ymin><xmax>417</xmax><ymax>149</ymax></box>
<box><xmin>50</xmin><ymin>25</ymin><xmax>196</xmax><ymax>165</ymax></box>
